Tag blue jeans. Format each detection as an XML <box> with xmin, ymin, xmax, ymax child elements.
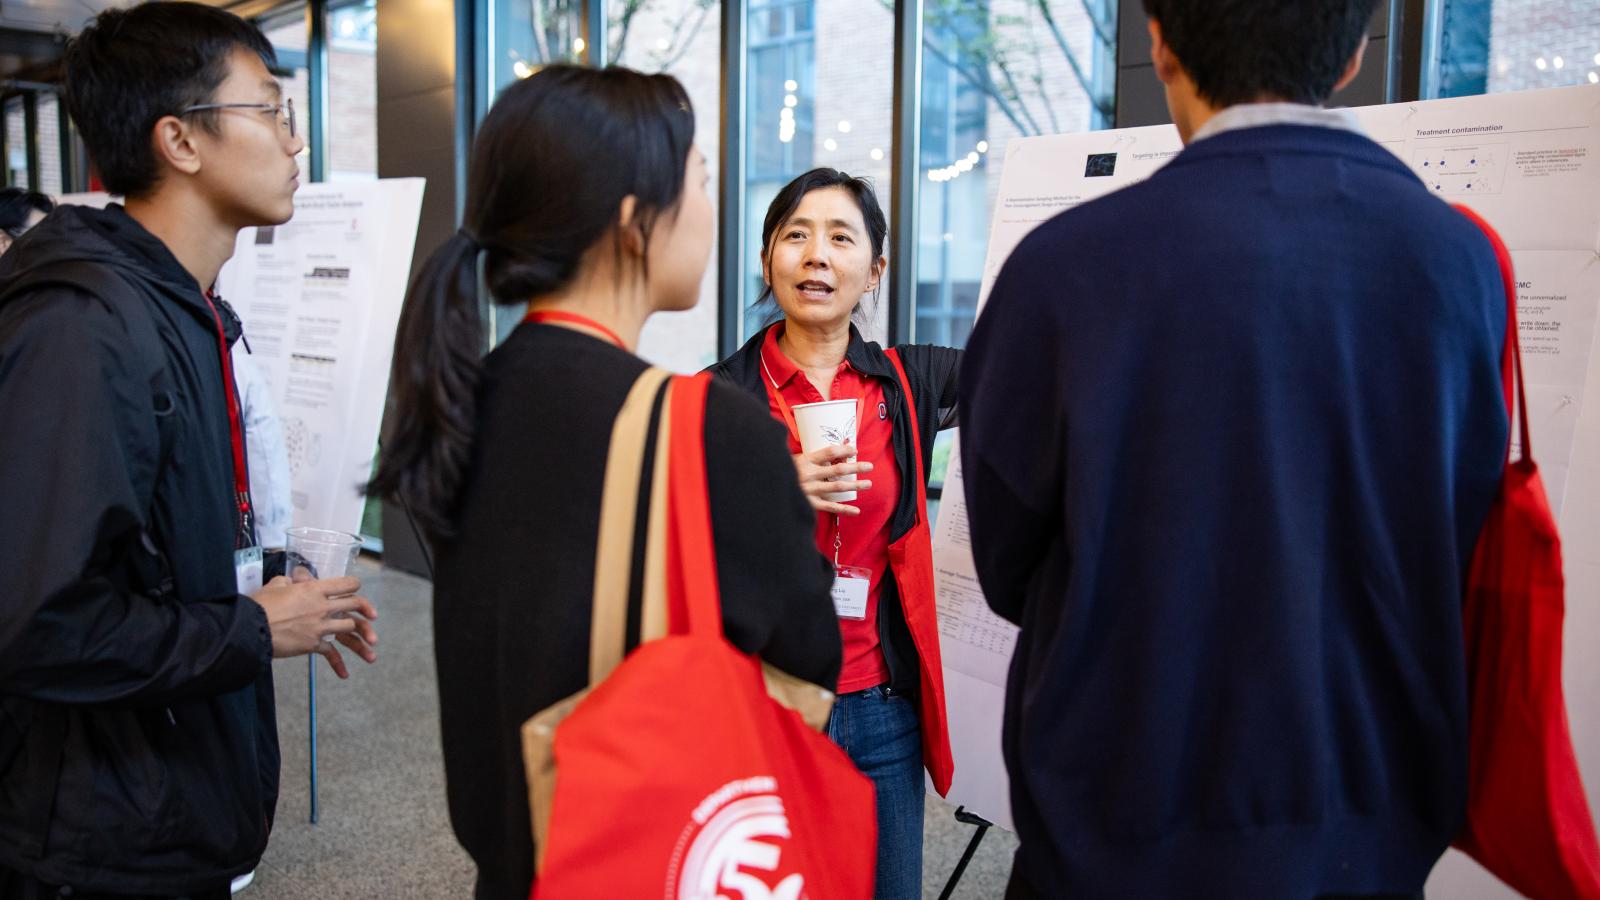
<box><xmin>827</xmin><ymin>685</ymin><xmax>924</xmax><ymax>900</ymax></box>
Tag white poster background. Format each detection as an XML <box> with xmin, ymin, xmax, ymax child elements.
<box><xmin>216</xmin><ymin>178</ymin><xmax>425</xmax><ymax>536</ymax></box>
<box><xmin>934</xmin><ymin>84</ymin><xmax>1600</xmax><ymax>888</ymax></box>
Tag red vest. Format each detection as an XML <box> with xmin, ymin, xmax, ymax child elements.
<box><xmin>885</xmin><ymin>348</ymin><xmax>954</xmax><ymax>796</ymax></box>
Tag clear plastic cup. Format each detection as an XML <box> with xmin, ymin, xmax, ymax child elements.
<box><xmin>285</xmin><ymin>527</ymin><xmax>362</xmax><ymax>641</ymax></box>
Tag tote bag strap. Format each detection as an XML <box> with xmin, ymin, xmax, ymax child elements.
<box><xmin>664</xmin><ymin>372</ymin><xmax>723</xmax><ymax>638</ymax></box>
<box><xmin>1455</xmin><ymin>204</ymin><xmax>1531</xmax><ymax>464</ymax></box>
<box><xmin>589</xmin><ymin>367</ymin><xmax>674</xmax><ymax>684</ymax></box>
<box><xmin>884</xmin><ymin>348</ymin><xmax>927</xmax><ymax>493</ymax></box>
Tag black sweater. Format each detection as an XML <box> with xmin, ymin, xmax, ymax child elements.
<box><xmin>431</xmin><ymin>323</ymin><xmax>841</xmax><ymax>900</ymax></box>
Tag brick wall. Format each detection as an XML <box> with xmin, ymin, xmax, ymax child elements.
<box><xmin>1488</xmin><ymin>0</ymin><xmax>1600</xmax><ymax>92</ymax></box>
<box><xmin>330</xmin><ymin>45</ymin><xmax>378</xmax><ymax>177</ymax></box>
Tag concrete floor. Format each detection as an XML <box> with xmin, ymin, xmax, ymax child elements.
<box><xmin>248</xmin><ymin>557</ymin><xmax>1018</xmax><ymax>898</ymax></box>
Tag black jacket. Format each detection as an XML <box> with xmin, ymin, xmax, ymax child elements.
<box><xmin>0</xmin><ymin>205</ymin><xmax>277</xmax><ymax>893</ymax></box>
<box><xmin>433</xmin><ymin>324</ymin><xmax>842</xmax><ymax>900</ymax></box>
<box><xmin>709</xmin><ymin>324</ymin><xmax>959</xmax><ymax>699</ymax></box>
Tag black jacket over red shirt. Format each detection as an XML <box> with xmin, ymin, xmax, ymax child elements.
<box><xmin>710</xmin><ymin>323</ymin><xmax>960</xmax><ymax>702</ymax></box>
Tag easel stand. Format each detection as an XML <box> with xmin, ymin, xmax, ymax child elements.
<box><xmin>938</xmin><ymin>805</ymin><xmax>993</xmax><ymax>899</ymax></box>
<box><xmin>308</xmin><ymin>654</ymin><xmax>319</xmax><ymax>824</ymax></box>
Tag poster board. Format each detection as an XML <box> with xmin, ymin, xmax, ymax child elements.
<box><xmin>215</xmin><ymin>178</ymin><xmax>425</xmax><ymax>536</ymax></box>
<box><xmin>933</xmin><ymin>83</ymin><xmax>1600</xmax><ymax>889</ymax></box>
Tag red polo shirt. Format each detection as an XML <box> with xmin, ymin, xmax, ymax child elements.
<box><xmin>760</xmin><ymin>324</ymin><xmax>900</xmax><ymax>693</ymax></box>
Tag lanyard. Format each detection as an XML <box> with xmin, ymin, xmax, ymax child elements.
<box><xmin>524</xmin><ymin>308</ymin><xmax>627</xmax><ymax>350</ymax></box>
<box><xmin>201</xmin><ymin>291</ymin><xmax>256</xmax><ymax>549</ymax></box>
<box><xmin>759</xmin><ymin>353</ymin><xmax>866</xmax><ymax>451</ymax></box>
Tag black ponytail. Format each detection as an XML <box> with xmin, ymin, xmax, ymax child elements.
<box><xmin>366</xmin><ymin>231</ymin><xmax>484</xmax><ymax>539</ymax></box>
<box><xmin>367</xmin><ymin>65</ymin><xmax>695</xmax><ymax>542</ymax></box>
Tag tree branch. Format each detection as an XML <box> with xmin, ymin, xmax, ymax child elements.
<box><xmin>1033</xmin><ymin>0</ymin><xmax>1114</xmax><ymax>121</ymax></box>
<box><xmin>1070</xmin><ymin>0</ymin><xmax>1116</xmax><ymax>49</ymax></box>
<box><xmin>609</xmin><ymin>0</ymin><xmax>646</xmax><ymax>65</ymax></box>
<box><xmin>657</xmin><ymin>0</ymin><xmax>713</xmax><ymax>71</ymax></box>
<box><xmin>921</xmin><ymin>33</ymin><xmax>1035</xmax><ymax>137</ymax></box>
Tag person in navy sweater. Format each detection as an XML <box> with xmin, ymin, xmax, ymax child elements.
<box><xmin>959</xmin><ymin>1</ymin><xmax>1510</xmax><ymax>897</ymax></box>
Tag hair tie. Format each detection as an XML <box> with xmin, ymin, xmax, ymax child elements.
<box><xmin>458</xmin><ymin>229</ymin><xmax>483</xmax><ymax>253</ymax></box>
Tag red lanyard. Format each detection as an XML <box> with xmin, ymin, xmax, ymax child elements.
<box><xmin>524</xmin><ymin>308</ymin><xmax>627</xmax><ymax>350</ymax></box>
<box><xmin>201</xmin><ymin>291</ymin><xmax>255</xmax><ymax>549</ymax></box>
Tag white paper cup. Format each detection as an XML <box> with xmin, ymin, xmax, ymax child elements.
<box><xmin>285</xmin><ymin>527</ymin><xmax>362</xmax><ymax>641</ymax></box>
<box><xmin>792</xmin><ymin>398</ymin><xmax>859</xmax><ymax>502</ymax></box>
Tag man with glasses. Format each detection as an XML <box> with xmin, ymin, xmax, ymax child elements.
<box><xmin>0</xmin><ymin>4</ymin><xmax>378</xmax><ymax>897</ymax></box>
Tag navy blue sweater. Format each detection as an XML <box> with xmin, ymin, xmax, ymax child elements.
<box><xmin>959</xmin><ymin>124</ymin><xmax>1508</xmax><ymax>897</ymax></box>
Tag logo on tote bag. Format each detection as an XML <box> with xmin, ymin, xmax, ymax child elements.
<box><xmin>672</xmin><ymin>777</ymin><xmax>803</xmax><ymax>900</ymax></box>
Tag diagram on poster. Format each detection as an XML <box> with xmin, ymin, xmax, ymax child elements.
<box><xmin>216</xmin><ymin>179</ymin><xmax>426</xmax><ymax>537</ymax></box>
<box><xmin>933</xmin><ymin>84</ymin><xmax>1600</xmax><ymax>838</ymax></box>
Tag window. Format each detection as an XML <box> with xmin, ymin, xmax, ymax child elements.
<box><xmin>36</xmin><ymin>95</ymin><xmax>63</xmax><ymax>197</ymax></box>
<box><xmin>914</xmin><ymin>0</ymin><xmax>1116</xmax><ymax>489</ymax></box>
<box><xmin>612</xmin><ymin>0</ymin><xmax>724</xmax><ymax>373</ymax></box>
<box><xmin>741</xmin><ymin>0</ymin><xmax>894</xmax><ymax>345</ymax></box>
<box><xmin>914</xmin><ymin>0</ymin><xmax>1115</xmax><ymax>351</ymax></box>
<box><xmin>494</xmin><ymin>0</ymin><xmax>585</xmax><ymax>94</ymax></box>
<box><xmin>1431</xmin><ymin>0</ymin><xmax>1600</xmax><ymax>97</ymax></box>
<box><xmin>328</xmin><ymin>0</ymin><xmax>378</xmax><ymax>181</ymax></box>
<box><xmin>4</xmin><ymin>99</ymin><xmax>26</xmax><ymax>188</ymax></box>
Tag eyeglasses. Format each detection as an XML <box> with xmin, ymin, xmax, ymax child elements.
<box><xmin>178</xmin><ymin>97</ymin><xmax>296</xmax><ymax>139</ymax></box>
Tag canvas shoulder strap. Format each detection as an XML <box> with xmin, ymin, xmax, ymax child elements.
<box><xmin>588</xmin><ymin>366</ymin><xmax>674</xmax><ymax>684</ymax></box>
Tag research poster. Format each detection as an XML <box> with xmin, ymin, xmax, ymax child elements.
<box><xmin>933</xmin><ymin>81</ymin><xmax>1600</xmax><ymax>874</ymax></box>
<box><xmin>215</xmin><ymin>178</ymin><xmax>425</xmax><ymax>537</ymax></box>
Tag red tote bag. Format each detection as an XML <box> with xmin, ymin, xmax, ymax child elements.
<box><xmin>1453</xmin><ymin>206</ymin><xmax>1600</xmax><ymax>899</ymax></box>
<box><xmin>531</xmin><ymin>372</ymin><xmax>876</xmax><ymax>900</ymax></box>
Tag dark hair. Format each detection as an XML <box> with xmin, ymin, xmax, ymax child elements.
<box><xmin>1140</xmin><ymin>0</ymin><xmax>1381</xmax><ymax>106</ymax></box>
<box><xmin>752</xmin><ymin>168</ymin><xmax>888</xmax><ymax>331</ymax></box>
<box><xmin>367</xmin><ymin>65</ymin><xmax>695</xmax><ymax>540</ymax></box>
<box><xmin>63</xmin><ymin>2</ymin><xmax>276</xmax><ymax>197</ymax></box>
<box><xmin>0</xmin><ymin>188</ymin><xmax>53</xmax><ymax>237</ymax></box>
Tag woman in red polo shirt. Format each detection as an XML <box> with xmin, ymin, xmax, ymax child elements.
<box><xmin>709</xmin><ymin>168</ymin><xmax>959</xmax><ymax>900</ymax></box>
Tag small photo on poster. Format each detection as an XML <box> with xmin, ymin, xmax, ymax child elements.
<box><xmin>1085</xmin><ymin>153</ymin><xmax>1118</xmax><ymax>177</ymax></box>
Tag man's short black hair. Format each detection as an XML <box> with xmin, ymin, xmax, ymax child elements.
<box><xmin>1141</xmin><ymin>0</ymin><xmax>1382</xmax><ymax>107</ymax></box>
<box><xmin>63</xmin><ymin>2</ymin><xmax>277</xmax><ymax>197</ymax></box>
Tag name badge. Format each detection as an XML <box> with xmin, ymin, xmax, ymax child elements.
<box><xmin>831</xmin><ymin>565</ymin><xmax>872</xmax><ymax>620</ymax></box>
<box><xmin>234</xmin><ymin>546</ymin><xmax>264</xmax><ymax>596</ymax></box>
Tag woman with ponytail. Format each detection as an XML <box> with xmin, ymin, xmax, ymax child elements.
<box><xmin>367</xmin><ymin>66</ymin><xmax>840</xmax><ymax>899</ymax></box>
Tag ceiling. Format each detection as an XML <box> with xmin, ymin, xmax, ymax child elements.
<box><xmin>0</xmin><ymin>0</ymin><xmax>128</xmax><ymax>39</ymax></box>
<box><xmin>0</xmin><ymin>0</ymin><xmax>246</xmax><ymax>83</ymax></box>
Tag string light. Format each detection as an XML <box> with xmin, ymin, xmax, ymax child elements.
<box><xmin>513</xmin><ymin>60</ymin><xmax>534</xmax><ymax>79</ymax></box>
<box><xmin>1554</xmin><ymin>55</ymin><xmax>1565</xmax><ymax>69</ymax></box>
<box><xmin>870</xmin><ymin>148</ymin><xmax>884</xmax><ymax>161</ymax></box>
<box><xmin>926</xmin><ymin>139</ymin><xmax>991</xmax><ymax>183</ymax></box>
<box><xmin>1536</xmin><ymin>57</ymin><xmax>1548</xmax><ymax>70</ymax></box>
<box><xmin>823</xmin><ymin>138</ymin><xmax>838</xmax><ymax>151</ymax></box>
<box><xmin>574</xmin><ymin>37</ymin><xmax>587</xmax><ymax>55</ymax></box>
<box><xmin>1590</xmin><ymin>71</ymin><xmax>1599</xmax><ymax>84</ymax></box>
